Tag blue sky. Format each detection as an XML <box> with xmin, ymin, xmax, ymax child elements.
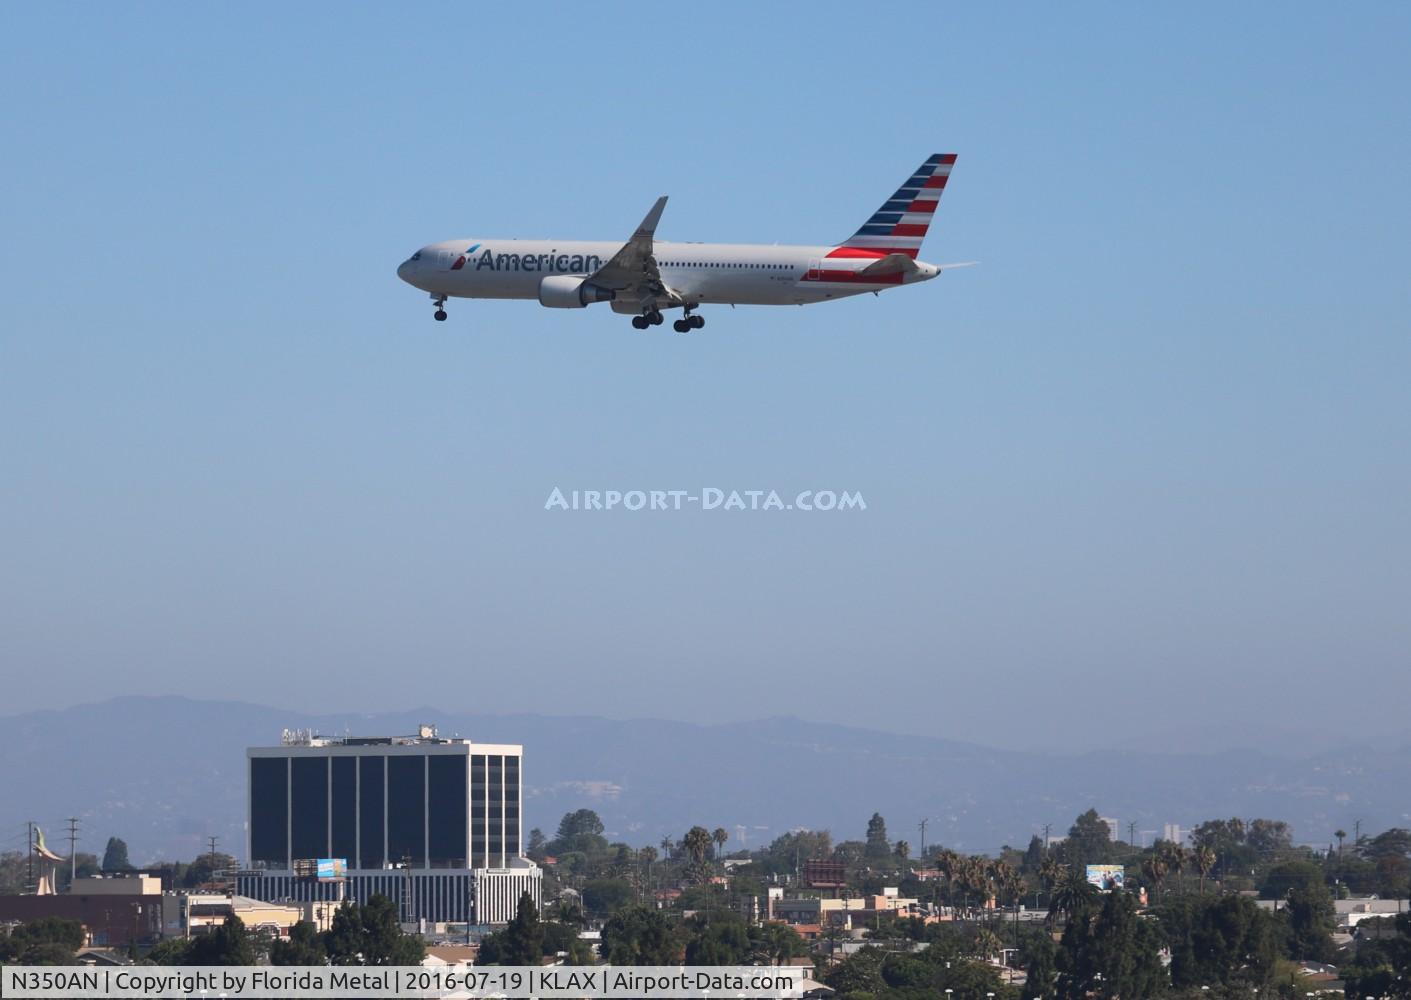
<box><xmin>2</xmin><ymin>5</ymin><xmax>1407</xmax><ymax>750</ymax></box>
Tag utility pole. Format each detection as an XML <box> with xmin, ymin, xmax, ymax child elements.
<box><xmin>1043</xmin><ymin>824</ymin><xmax>1052</xmax><ymax>851</ymax></box>
<box><xmin>1354</xmin><ymin>819</ymin><xmax>1362</xmax><ymax>846</ymax></box>
<box><xmin>66</xmin><ymin>817</ymin><xmax>81</xmax><ymax>886</ymax></box>
<box><xmin>207</xmin><ymin>835</ymin><xmax>219</xmax><ymax>861</ymax></box>
<box><xmin>1128</xmin><ymin>821</ymin><xmax>1138</xmax><ymax>849</ymax></box>
<box><xmin>918</xmin><ymin>818</ymin><xmax>929</xmax><ymax>859</ymax></box>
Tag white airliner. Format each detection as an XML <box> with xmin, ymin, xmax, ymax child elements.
<box><xmin>396</xmin><ymin>154</ymin><xmax>967</xmax><ymax>332</ymax></box>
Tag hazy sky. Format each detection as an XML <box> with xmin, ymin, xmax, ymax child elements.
<box><xmin>2</xmin><ymin>5</ymin><xmax>1407</xmax><ymax>751</ymax></box>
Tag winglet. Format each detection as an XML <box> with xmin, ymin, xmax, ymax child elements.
<box><xmin>635</xmin><ymin>196</ymin><xmax>668</xmax><ymax>239</ymax></box>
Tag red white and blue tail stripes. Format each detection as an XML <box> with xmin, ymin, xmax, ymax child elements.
<box><xmin>832</xmin><ymin>154</ymin><xmax>956</xmax><ymax>260</ymax></box>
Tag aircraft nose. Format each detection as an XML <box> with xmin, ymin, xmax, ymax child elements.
<box><xmin>397</xmin><ymin>259</ymin><xmax>413</xmax><ymax>282</ymax></box>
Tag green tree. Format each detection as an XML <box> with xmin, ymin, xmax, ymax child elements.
<box><xmin>0</xmin><ymin>917</ymin><xmax>85</xmax><ymax>964</ymax></box>
<box><xmin>582</xmin><ymin>878</ymin><xmax>634</xmax><ymax>916</ymax></box>
<box><xmin>1141</xmin><ymin>853</ymin><xmax>1169</xmax><ymax>903</ymax></box>
<box><xmin>1048</xmin><ymin>869</ymin><xmax>1100</xmax><ymax>926</ymax></box>
<box><xmin>144</xmin><ymin>938</ymin><xmax>194</xmax><ymax>965</ymax></box>
<box><xmin>1056</xmin><ymin>890</ymin><xmax>1164</xmax><ymax>1000</ymax></box>
<box><xmin>269</xmin><ymin>921</ymin><xmax>326</xmax><ymax>965</ymax></box>
<box><xmin>685</xmin><ymin>917</ymin><xmax>749</xmax><ymax>965</ymax></box>
<box><xmin>101</xmin><ymin>837</ymin><xmax>133</xmax><ymax>872</ymax></box>
<box><xmin>187</xmin><ymin>915</ymin><xmax>255</xmax><ymax>966</ymax></box>
<box><xmin>1024</xmin><ymin>835</ymin><xmax>1045</xmax><ymax>874</ymax></box>
<box><xmin>1192</xmin><ymin>845</ymin><xmax>1217</xmax><ymax>894</ymax></box>
<box><xmin>490</xmin><ymin>893</ymin><xmax>544</xmax><ymax>965</ymax></box>
<box><xmin>1161</xmin><ymin>894</ymin><xmax>1280</xmax><ymax>990</ymax></box>
<box><xmin>540</xmin><ymin>921</ymin><xmax>593</xmax><ymax>965</ymax></box>
<box><xmin>865</xmin><ymin>812</ymin><xmax>891</xmax><ymax>859</ymax></box>
<box><xmin>1247</xmin><ymin>819</ymin><xmax>1294</xmax><ymax>857</ymax></box>
<box><xmin>323</xmin><ymin>895</ymin><xmax>424</xmax><ymax>965</ymax></box>
<box><xmin>1281</xmin><ymin>883</ymin><xmax>1336</xmax><ymax>962</ymax></box>
<box><xmin>552</xmin><ymin>810</ymin><xmax>608</xmax><ymax>855</ymax></box>
<box><xmin>1155</xmin><ymin>840</ymin><xmax>1188</xmax><ymax>895</ymax></box>
<box><xmin>1341</xmin><ymin>912</ymin><xmax>1411</xmax><ymax>1000</ymax></box>
<box><xmin>526</xmin><ymin>828</ymin><xmax>547</xmax><ymax>857</ymax></box>
<box><xmin>1023</xmin><ymin>930</ymin><xmax>1061</xmax><ymax>1000</ymax></box>
<box><xmin>748</xmin><ymin>922</ymin><xmax>805</xmax><ymax>965</ymax></box>
<box><xmin>183</xmin><ymin>852</ymin><xmax>238</xmax><ymax>889</ymax></box>
<box><xmin>600</xmin><ymin>905</ymin><xmax>680</xmax><ymax>965</ymax></box>
<box><xmin>683</xmin><ymin>826</ymin><xmax>713</xmax><ymax>865</ymax></box>
<box><xmin>1260</xmin><ymin>860</ymin><xmax>1324</xmax><ymax>899</ymax></box>
<box><xmin>712</xmin><ymin>827</ymin><xmax>729</xmax><ymax>860</ymax></box>
<box><xmin>1066</xmin><ymin>810</ymin><xmax>1114</xmax><ymax>868</ymax></box>
<box><xmin>55</xmin><ymin>853</ymin><xmax>101</xmax><ymax>894</ymax></box>
<box><xmin>1362</xmin><ymin>827</ymin><xmax>1411</xmax><ymax>863</ymax></box>
<box><xmin>824</xmin><ymin>945</ymin><xmax>887</xmax><ymax>995</ymax></box>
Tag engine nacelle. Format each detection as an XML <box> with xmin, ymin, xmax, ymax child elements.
<box><xmin>538</xmin><ymin>275</ymin><xmax>615</xmax><ymax>309</ymax></box>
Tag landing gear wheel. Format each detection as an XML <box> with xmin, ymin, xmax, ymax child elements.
<box><xmin>631</xmin><ymin>315</ymin><xmax>649</xmax><ymax>330</ymax></box>
<box><xmin>647</xmin><ymin>311</ymin><xmax>664</xmax><ymax>326</ymax></box>
<box><xmin>673</xmin><ymin>319</ymin><xmax>691</xmax><ymax>333</ymax></box>
<box><xmin>689</xmin><ymin>314</ymin><xmax>705</xmax><ymax>329</ymax></box>
<box><xmin>434</xmin><ymin>309</ymin><xmax>447</xmax><ymax>322</ymax></box>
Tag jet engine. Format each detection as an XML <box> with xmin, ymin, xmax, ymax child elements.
<box><xmin>538</xmin><ymin>275</ymin><xmax>616</xmax><ymax>308</ymax></box>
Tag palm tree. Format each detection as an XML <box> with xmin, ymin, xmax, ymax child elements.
<box><xmin>1142</xmin><ymin>854</ymin><xmax>1168</xmax><ymax>902</ymax></box>
<box><xmin>1156</xmin><ymin>840</ymin><xmax>1187</xmax><ymax>895</ymax></box>
<box><xmin>1193</xmin><ymin>845</ymin><xmax>1216</xmax><ymax>894</ymax></box>
<box><xmin>1335</xmin><ymin>829</ymin><xmax>1347</xmax><ymax>858</ymax></box>
<box><xmin>962</xmin><ymin>856</ymin><xmax>990</xmax><ymax>917</ymax></box>
<box><xmin>712</xmin><ymin>827</ymin><xmax>729</xmax><ymax>862</ymax></box>
<box><xmin>660</xmin><ymin>835</ymin><xmax>674</xmax><ymax>860</ymax></box>
<box><xmin>973</xmin><ymin>926</ymin><xmax>1003</xmax><ymax>962</ymax></box>
<box><xmin>1039</xmin><ymin>856</ymin><xmax>1064</xmax><ymax>893</ymax></box>
<box><xmin>684</xmin><ymin>826</ymin><xmax>713</xmax><ymax>865</ymax></box>
<box><xmin>895</xmin><ymin>840</ymin><xmax>910</xmax><ymax>862</ymax></box>
<box><xmin>936</xmin><ymin>849</ymin><xmax>960</xmax><ymax>905</ymax></box>
<box><xmin>1047</xmin><ymin>870</ymin><xmax>1099</xmax><ymax>926</ymax></box>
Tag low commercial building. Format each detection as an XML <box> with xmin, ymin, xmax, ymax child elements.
<box><xmin>162</xmin><ymin>893</ymin><xmax>339</xmax><ymax>939</ymax></box>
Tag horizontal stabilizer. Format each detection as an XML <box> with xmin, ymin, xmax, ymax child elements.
<box><xmin>858</xmin><ymin>253</ymin><xmax>919</xmax><ymax>277</ymax></box>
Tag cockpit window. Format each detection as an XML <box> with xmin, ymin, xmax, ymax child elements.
<box><xmin>410</xmin><ymin>251</ymin><xmax>421</xmax><ymax>261</ymax></box>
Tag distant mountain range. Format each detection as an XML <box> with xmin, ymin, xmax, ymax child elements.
<box><xmin>3</xmin><ymin>696</ymin><xmax>1408</xmax><ymax>865</ymax></box>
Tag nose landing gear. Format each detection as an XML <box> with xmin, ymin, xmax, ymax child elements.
<box><xmin>432</xmin><ymin>296</ymin><xmax>447</xmax><ymax>322</ymax></box>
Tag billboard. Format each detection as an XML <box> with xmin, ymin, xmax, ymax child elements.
<box><xmin>294</xmin><ymin>858</ymin><xmax>348</xmax><ymax>881</ymax></box>
<box><xmin>1086</xmin><ymin>864</ymin><xmax>1125</xmax><ymax>890</ymax></box>
<box><xmin>316</xmin><ymin>858</ymin><xmax>348</xmax><ymax>881</ymax></box>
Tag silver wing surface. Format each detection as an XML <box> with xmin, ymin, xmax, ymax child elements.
<box><xmin>585</xmin><ymin>196</ymin><xmax>680</xmax><ymax>307</ymax></box>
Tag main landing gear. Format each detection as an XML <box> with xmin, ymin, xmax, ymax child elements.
<box><xmin>432</xmin><ymin>296</ymin><xmax>448</xmax><ymax>322</ymax></box>
<box><xmin>631</xmin><ymin>308</ymin><xmax>705</xmax><ymax>332</ymax></box>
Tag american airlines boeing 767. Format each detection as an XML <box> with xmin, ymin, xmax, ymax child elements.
<box><xmin>396</xmin><ymin>155</ymin><xmax>968</xmax><ymax>332</ymax></box>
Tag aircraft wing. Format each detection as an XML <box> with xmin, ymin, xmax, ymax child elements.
<box><xmin>585</xmin><ymin>196</ymin><xmax>679</xmax><ymax>304</ymax></box>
